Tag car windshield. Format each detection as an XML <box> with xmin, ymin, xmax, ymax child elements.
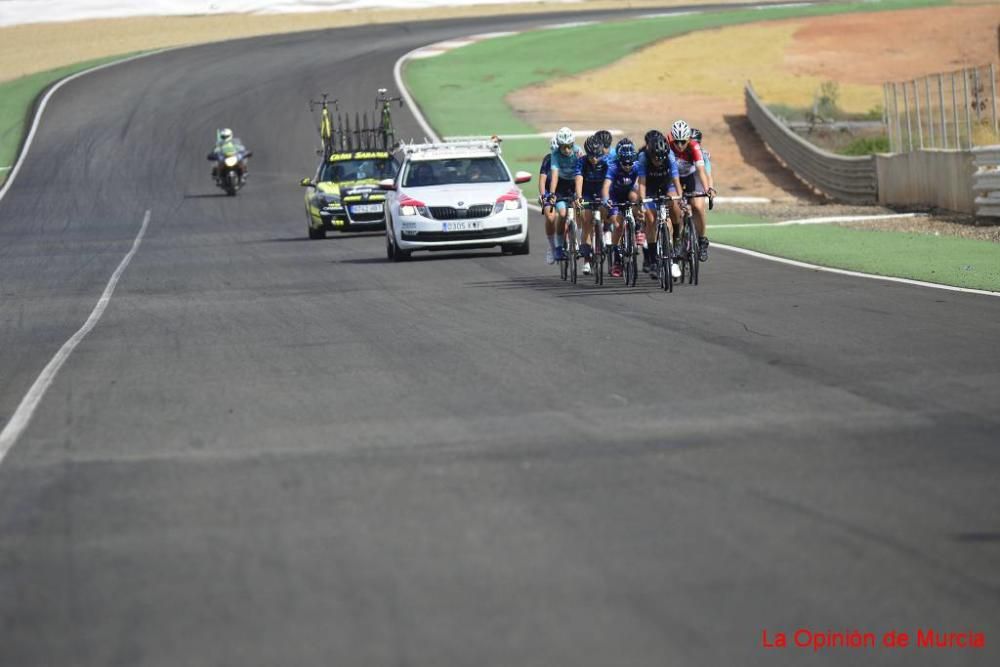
<box><xmin>320</xmin><ymin>158</ymin><xmax>397</xmax><ymax>183</ymax></box>
<box><xmin>403</xmin><ymin>157</ymin><xmax>509</xmax><ymax>187</ymax></box>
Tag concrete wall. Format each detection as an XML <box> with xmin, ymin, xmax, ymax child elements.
<box><xmin>875</xmin><ymin>150</ymin><xmax>976</xmax><ymax>214</ymax></box>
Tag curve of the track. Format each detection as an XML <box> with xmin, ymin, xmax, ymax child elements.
<box><xmin>1</xmin><ymin>8</ymin><xmax>999</xmax><ymax>666</ymax></box>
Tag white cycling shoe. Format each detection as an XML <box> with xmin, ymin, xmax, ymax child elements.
<box><xmin>671</xmin><ymin>263</ymin><xmax>682</xmax><ymax>279</ymax></box>
<box><xmin>582</xmin><ymin>261</ymin><xmax>592</xmax><ymax>275</ymax></box>
<box><xmin>545</xmin><ymin>248</ymin><xmax>555</xmax><ymax>265</ymax></box>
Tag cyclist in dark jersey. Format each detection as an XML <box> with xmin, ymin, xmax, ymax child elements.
<box><xmin>538</xmin><ymin>136</ymin><xmax>559</xmax><ymax>264</ymax></box>
<box><xmin>601</xmin><ymin>138</ymin><xmax>640</xmax><ymax>278</ymax></box>
<box><xmin>573</xmin><ymin>135</ymin><xmax>609</xmax><ymax>276</ymax></box>
<box><xmin>637</xmin><ymin>131</ymin><xmax>682</xmax><ymax>278</ymax></box>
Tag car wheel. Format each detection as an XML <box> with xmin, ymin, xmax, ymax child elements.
<box><xmin>309</xmin><ymin>226</ymin><xmax>326</xmax><ymax>240</ymax></box>
<box><xmin>386</xmin><ymin>218</ymin><xmax>410</xmax><ymax>262</ymax></box>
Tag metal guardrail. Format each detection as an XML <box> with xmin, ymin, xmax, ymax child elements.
<box><xmin>972</xmin><ymin>145</ymin><xmax>1000</xmax><ymax>219</ymax></box>
<box><xmin>745</xmin><ymin>82</ymin><xmax>877</xmax><ymax>204</ymax></box>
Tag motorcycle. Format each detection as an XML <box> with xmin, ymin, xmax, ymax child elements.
<box><xmin>207</xmin><ymin>149</ymin><xmax>252</xmax><ymax>196</ymax></box>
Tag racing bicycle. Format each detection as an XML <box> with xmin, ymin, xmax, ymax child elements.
<box><xmin>576</xmin><ymin>198</ymin><xmax>604</xmax><ymax>285</ymax></box>
<box><xmin>375</xmin><ymin>88</ymin><xmax>403</xmax><ymax>151</ymax></box>
<box><xmin>677</xmin><ymin>192</ymin><xmax>711</xmax><ymax>285</ymax></box>
<box><xmin>309</xmin><ymin>94</ymin><xmax>338</xmax><ymax>159</ymax></box>
<box><xmin>644</xmin><ymin>195</ymin><xmax>677</xmax><ymax>292</ymax></box>
<box><xmin>555</xmin><ymin>197</ymin><xmax>579</xmax><ymax>284</ymax></box>
<box><xmin>608</xmin><ymin>198</ymin><xmax>640</xmax><ymax>287</ymax></box>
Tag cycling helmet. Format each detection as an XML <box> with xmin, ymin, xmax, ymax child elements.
<box><xmin>584</xmin><ymin>135</ymin><xmax>603</xmax><ymax>158</ymax></box>
<box><xmin>650</xmin><ymin>134</ymin><xmax>670</xmax><ymax>161</ymax></box>
<box><xmin>643</xmin><ymin>129</ymin><xmax>664</xmax><ymax>148</ymax></box>
<box><xmin>219</xmin><ymin>128</ymin><xmax>233</xmax><ymax>141</ymax></box>
<box><xmin>594</xmin><ymin>129</ymin><xmax>613</xmax><ymax>149</ymax></box>
<box><xmin>555</xmin><ymin>126</ymin><xmax>575</xmax><ymax>147</ymax></box>
<box><xmin>670</xmin><ymin>120</ymin><xmax>691</xmax><ymax>142</ymax></box>
<box><xmin>616</xmin><ymin>139</ymin><xmax>637</xmax><ymax>166</ymax></box>
<box><xmin>691</xmin><ymin>128</ymin><xmax>703</xmax><ymax>142</ymax></box>
<box><xmin>550</xmin><ymin>136</ymin><xmax>559</xmax><ymax>152</ymax></box>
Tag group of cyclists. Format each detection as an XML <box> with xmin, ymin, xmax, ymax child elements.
<box><xmin>538</xmin><ymin>120</ymin><xmax>715</xmax><ymax>279</ymax></box>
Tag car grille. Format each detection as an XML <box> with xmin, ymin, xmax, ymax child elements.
<box><xmin>411</xmin><ymin>225</ymin><xmax>521</xmax><ymax>242</ymax></box>
<box><xmin>347</xmin><ymin>209</ymin><xmax>384</xmax><ymax>223</ymax></box>
<box><xmin>429</xmin><ymin>204</ymin><xmax>492</xmax><ymax>220</ymax></box>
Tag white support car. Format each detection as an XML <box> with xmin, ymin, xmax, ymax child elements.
<box><xmin>380</xmin><ymin>139</ymin><xmax>531</xmax><ymax>261</ymax></box>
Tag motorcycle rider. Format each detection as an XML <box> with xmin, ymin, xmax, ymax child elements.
<box><xmin>209</xmin><ymin>128</ymin><xmax>250</xmax><ymax>184</ymax></box>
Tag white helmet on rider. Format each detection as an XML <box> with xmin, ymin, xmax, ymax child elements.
<box><xmin>219</xmin><ymin>128</ymin><xmax>234</xmax><ymax>141</ymax></box>
<box><xmin>555</xmin><ymin>126</ymin><xmax>575</xmax><ymax>148</ymax></box>
<box><xmin>670</xmin><ymin>120</ymin><xmax>691</xmax><ymax>142</ymax></box>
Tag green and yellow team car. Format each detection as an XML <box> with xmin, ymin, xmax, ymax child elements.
<box><xmin>300</xmin><ymin>150</ymin><xmax>400</xmax><ymax>239</ymax></box>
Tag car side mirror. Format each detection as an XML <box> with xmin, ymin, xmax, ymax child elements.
<box><xmin>378</xmin><ymin>178</ymin><xmax>396</xmax><ymax>191</ymax></box>
<box><xmin>244</xmin><ymin>151</ymin><xmax>253</xmax><ymax>159</ymax></box>
<box><xmin>206</xmin><ymin>153</ymin><xmax>216</xmax><ymax>161</ymax></box>
<box><xmin>514</xmin><ymin>171</ymin><xmax>532</xmax><ymax>184</ymax></box>
<box><xmin>300</xmin><ymin>178</ymin><xmax>314</xmax><ymax>187</ymax></box>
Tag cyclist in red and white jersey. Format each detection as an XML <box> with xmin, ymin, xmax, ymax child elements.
<box><xmin>669</xmin><ymin>120</ymin><xmax>715</xmax><ymax>261</ymax></box>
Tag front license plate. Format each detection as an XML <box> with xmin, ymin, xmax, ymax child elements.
<box><xmin>442</xmin><ymin>221</ymin><xmax>481</xmax><ymax>232</ymax></box>
<box><xmin>350</xmin><ymin>204</ymin><xmax>382</xmax><ymax>214</ymax></box>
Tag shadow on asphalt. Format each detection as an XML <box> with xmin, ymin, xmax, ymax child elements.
<box><xmin>339</xmin><ymin>250</ymin><xmax>502</xmax><ymax>264</ymax></box>
<box><xmin>183</xmin><ymin>193</ymin><xmax>231</xmax><ymax>199</ymax></box>
<box><xmin>464</xmin><ymin>275</ymin><xmax>669</xmax><ymax>297</ymax></box>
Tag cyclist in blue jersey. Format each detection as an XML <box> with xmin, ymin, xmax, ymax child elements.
<box><xmin>637</xmin><ymin>130</ymin><xmax>683</xmax><ymax>279</ymax></box>
<box><xmin>538</xmin><ymin>136</ymin><xmax>559</xmax><ymax>264</ymax></box>
<box><xmin>600</xmin><ymin>138</ymin><xmax>640</xmax><ymax>279</ymax></box>
<box><xmin>547</xmin><ymin>127</ymin><xmax>582</xmax><ymax>261</ymax></box>
<box><xmin>573</xmin><ymin>135</ymin><xmax>609</xmax><ymax>276</ymax></box>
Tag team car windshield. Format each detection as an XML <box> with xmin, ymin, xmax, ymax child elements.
<box><xmin>403</xmin><ymin>157</ymin><xmax>509</xmax><ymax>187</ymax></box>
<box><xmin>319</xmin><ymin>158</ymin><xmax>397</xmax><ymax>183</ymax></box>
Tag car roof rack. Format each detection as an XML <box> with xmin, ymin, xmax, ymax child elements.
<box><xmin>401</xmin><ymin>136</ymin><xmax>503</xmax><ymax>156</ymax></box>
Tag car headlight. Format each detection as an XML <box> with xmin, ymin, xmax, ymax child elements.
<box><xmin>224</xmin><ymin>156</ymin><xmax>239</xmax><ymax>167</ymax></box>
<box><xmin>399</xmin><ymin>195</ymin><xmax>429</xmax><ymax>218</ymax></box>
<box><xmin>320</xmin><ymin>195</ymin><xmax>342</xmax><ymax>209</ymax></box>
<box><xmin>493</xmin><ymin>189</ymin><xmax>524</xmax><ymax>215</ymax></box>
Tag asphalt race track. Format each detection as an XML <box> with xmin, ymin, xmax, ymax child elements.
<box><xmin>1</xmin><ymin>8</ymin><xmax>999</xmax><ymax>666</ymax></box>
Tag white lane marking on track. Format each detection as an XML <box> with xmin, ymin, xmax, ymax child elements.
<box><xmin>713</xmin><ymin>213</ymin><xmax>928</xmax><ymax>228</ymax></box>
<box><xmin>0</xmin><ymin>210</ymin><xmax>152</xmax><ymax>464</ymax></box>
<box><xmin>715</xmin><ymin>242</ymin><xmax>1000</xmax><ymax>297</ymax></box>
<box><xmin>395</xmin><ymin>30</ymin><xmax>996</xmax><ymax>298</ymax></box>
<box><xmin>0</xmin><ymin>50</ymin><xmax>168</xmax><ymax>204</ymax></box>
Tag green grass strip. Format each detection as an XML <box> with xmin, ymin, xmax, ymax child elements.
<box><xmin>0</xmin><ymin>53</ymin><xmax>141</xmax><ymax>187</ymax></box>
<box><xmin>713</xmin><ymin>224</ymin><xmax>1000</xmax><ymax>291</ymax></box>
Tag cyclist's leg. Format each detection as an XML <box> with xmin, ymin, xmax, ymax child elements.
<box><xmin>554</xmin><ymin>201</ymin><xmax>569</xmax><ymax>259</ymax></box>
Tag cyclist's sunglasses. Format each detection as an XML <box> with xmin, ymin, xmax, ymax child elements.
<box><xmin>674</xmin><ymin>139</ymin><xmax>689</xmax><ymax>148</ymax></box>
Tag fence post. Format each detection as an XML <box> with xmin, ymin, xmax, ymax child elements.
<box><xmin>991</xmin><ymin>63</ymin><xmax>998</xmax><ymax>138</ymax></box>
<box><xmin>952</xmin><ymin>72</ymin><xmax>960</xmax><ymax>148</ymax></box>
<box><xmin>903</xmin><ymin>81</ymin><xmax>914</xmax><ymax>151</ymax></box>
<box><xmin>883</xmin><ymin>83</ymin><xmax>893</xmax><ymax>152</ymax></box>
<box><xmin>913</xmin><ymin>79</ymin><xmax>924</xmax><ymax>149</ymax></box>
<box><xmin>963</xmin><ymin>68</ymin><xmax>973</xmax><ymax>147</ymax></box>
<box><xmin>925</xmin><ymin>77</ymin><xmax>934</xmax><ymax>148</ymax></box>
<box><xmin>938</xmin><ymin>73</ymin><xmax>947</xmax><ymax>149</ymax></box>
<box><xmin>892</xmin><ymin>81</ymin><xmax>903</xmax><ymax>153</ymax></box>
